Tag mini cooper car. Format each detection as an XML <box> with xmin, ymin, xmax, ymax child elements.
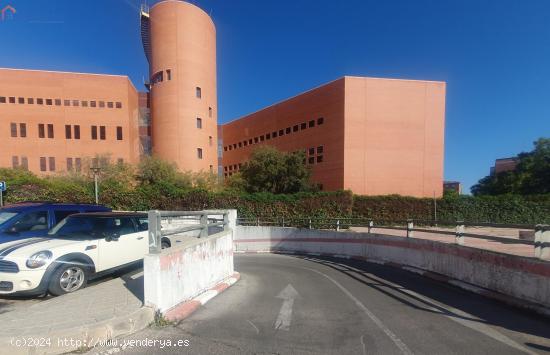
<box><xmin>0</xmin><ymin>202</ymin><xmax>111</xmax><ymax>243</ymax></box>
<box><xmin>0</xmin><ymin>212</ymin><xmax>161</xmax><ymax>296</ymax></box>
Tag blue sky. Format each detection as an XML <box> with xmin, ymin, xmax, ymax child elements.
<box><xmin>1</xmin><ymin>0</ymin><xmax>548</xmax><ymax>193</ymax></box>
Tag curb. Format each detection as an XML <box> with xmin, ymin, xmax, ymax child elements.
<box><xmin>236</xmin><ymin>250</ymin><xmax>550</xmax><ymax>318</ymax></box>
<box><xmin>164</xmin><ymin>272</ymin><xmax>241</xmax><ymax>322</ymax></box>
<box><xmin>0</xmin><ymin>306</ymin><xmax>155</xmax><ymax>355</ymax></box>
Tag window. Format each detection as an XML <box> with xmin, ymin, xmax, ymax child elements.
<box><xmin>196</xmin><ymin>118</ymin><xmax>203</xmax><ymax>129</ymax></box>
<box><xmin>241</xmin><ymin>141</ymin><xmax>246</xmax><ymax>147</ymax></box>
<box><xmin>317</xmin><ymin>155</ymin><xmax>324</xmax><ymax>163</ymax></box>
<box><xmin>266</xmin><ymin>133</ymin><xmax>271</xmax><ymax>140</ymax></box>
<box><xmin>224</xmin><ymin>146</ymin><xmax>228</xmax><ymax>152</ymax></box>
<box><xmin>75</xmin><ymin>158</ymin><xmax>82</xmax><ymax>172</ymax></box>
<box><xmin>49</xmin><ymin>157</ymin><xmax>56</xmax><ymax>171</ymax></box>
<box><xmin>37</xmin><ymin>98</ymin><xmax>44</xmax><ymax>105</ymax></box>
<box><xmin>46</xmin><ymin>99</ymin><xmax>53</xmax><ymax>106</ymax></box>
<box><xmin>107</xmin><ymin>102</ymin><xmax>114</xmax><ymax>108</ymax></box>
<box><xmin>210</xmin><ymin>165</ymin><xmax>213</xmax><ymax>173</ymax></box>
<box><xmin>233</xmin><ymin>143</ymin><xmax>237</xmax><ymax>149</ymax></box>
<box><xmin>64</xmin><ymin>100</ymin><xmax>70</xmax><ymax>106</ymax></box>
<box><xmin>301</xmin><ymin>122</ymin><xmax>307</xmax><ymax>130</ymax></box>
<box><xmin>151</xmin><ymin>71</ymin><xmax>163</xmax><ymax>84</ymax></box>
<box><xmin>72</xmin><ymin>100</ymin><xmax>79</xmax><ymax>107</ymax></box>
<box><xmin>286</xmin><ymin>127</ymin><xmax>291</xmax><ymax>134</ymax></box>
<box><xmin>209</xmin><ymin>136</ymin><xmax>213</xmax><ymax>146</ymax></box>
<box><xmin>248</xmin><ymin>139</ymin><xmax>253</xmax><ymax>145</ymax></box>
<box><xmin>55</xmin><ymin>99</ymin><xmax>61</xmax><ymax>106</ymax></box>
<box><xmin>74</xmin><ymin>125</ymin><xmax>80</xmax><ymax>139</ymax></box>
<box><xmin>99</xmin><ymin>101</ymin><xmax>105</xmax><ymax>108</ymax></box>
<box><xmin>54</xmin><ymin>210</ymin><xmax>79</xmax><ymax>223</ymax></box>
<box><xmin>90</xmin><ymin>101</ymin><xmax>96</xmax><ymax>108</ymax></box>
<box><xmin>82</xmin><ymin>101</ymin><xmax>88</xmax><ymax>107</ymax></box>
<box><xmin>47</xmin><ymin>124</ymin><xmax>54</xmax><ymax>138</ymax></box>
<box><xmin>224</xmin><ymin>166</ymin><xmax>228</xmax><ymax>172</ymax></box>
<box><xmin>10</xmin><ymin>123</ymin><xmax>17</xmax><ymax>137</ymax></box>
<box><xmin>272</xmin><ymin>131</ymin><xmax>278</xmax><ymax>138</ymax></box>
<box><xmin>309</xmin><ymin>120</ymin><xmax>315</xmax><ymax>128</ymax></box>
<box><xmin>254</xmin><ymin>137</ymin><xmax>259</xmax><ymax>143</ymax></box>
<box><xmin>9</xmin><ymin>97</ymin><xmax>15</xmax><ymax>103</ymax></box>
<box><xmin>228</xmin><ymin>145</ymin><xmax>232</xmax><ymax>151</ymax></box>
<box><xmin>28</xmin><ymin>98</ymin><xmax>34</xmax><ymax>104</ymax></box>
<box><xmin>196</xmin><ymin>87</ymin><xmax>202</xmax><ymax>98</ymax></box>
<box><xmin>197</xmin><ymin>148</ymin><xmax>203</xmax><ymax>159</ymax></box>
<box><xmin>12</xmin><ymin>211</ymin><xmax>48</xmax><ymax>233</ymax></box>
<box><xmin>293</xmin><ymin>125</ymin><xmax>299</xmax><ymax>132</ymax></box>
<box><xmin>117</xmin><ymin>126</ymin><xmax>123</xmax><ymax>140</ymax></box>
<box><xmin>166</xmin><ymin>69</ymin><xmax>172</xmax><ymax>80</ymax></box>
<box><xmin>91</xmin><ymin>126</ymin><xmax>98</xmax><ymax>140</ymax></box>
<box><xmin>19</xmin><ymin>123</ymin><xmax>26</xmax><ymax>138</ymax></box>
<box><xmin>317</xmin><ymin>146</ymin><xmax>324</xmax><ymax>154</ymax></box>
<box><xmin>67</xmin><ymin>158</ymin><xmax>73</xmax><ymax>171</ymax></box>
<box><xmin>309</xmin><ymin>147</ymin><xmax>315</xmax><ymax>155</ymax></box>
<box><xmin>260</xmin><ymin>135</ymin><xmax>265</xmax><ymax>142</ymax></box>
<box><xmin>12</xmin><ymin>156</ymin><xmax>19</xmax><ymax>168</ymax></box>
<box><xmin>0</xmin><ymin>96</ymin><xmax>5</xmax><ymax>103</ymax></box>
<box><xmin>308</xmin><ymin>157</ymin><xmax>315</xmax><ymax>164</ymax></box>
<box><xmin>209</xmin><ymin>107</ymin><xmax>212</xmax><ymax>117</ymax></box>
<box><xmin>38</xmin><ymin>124</ymin><xmax>45</xmax><ymax>138</ymax></box>
<box><xmin>21</xmin><ymin>157</ymin><xmax>28</xmax><ymax>170</ymax></box>
<box><xmin>40</xmin><ymin>157</ymin><xmax>47</xmax><ymax>171</ymax></box>
<box><xmin>116</xmin><ymin>102</ymin><xmax>122</xmax><ymax>109</ymax></box>
<box><xmin>65</xmin><ymin>125</ymin><xmax>72</xmax><ymax>139</ymax></box>
<box><xmin>100</xmin><ymin>126</ymin><xmax>106</xmax><ymax>140</ymax></box>
<box><xmin>317</xmin><ymin>117</ymin><xmax>324</xmax><ymax>125</ymax></box>
<box><xmin>18</xmin><ymin>97</ymin><xmax>24</xmax><ymax>104</ymax></box>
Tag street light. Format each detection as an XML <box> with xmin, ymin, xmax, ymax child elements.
<box><xmin>90</xmin><ymin>166</ymin><xmax>101</xmax><ymax>205</ymax></box>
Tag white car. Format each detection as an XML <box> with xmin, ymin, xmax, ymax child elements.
<box><xmin>0</xmin><ymin>212</ymin><xmax>169</xmax><ymax>296</ymax></box>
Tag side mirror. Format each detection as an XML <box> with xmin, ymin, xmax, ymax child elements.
<box><xmin>6</xmin><ymin>227</ymin><xmax>19</xmax><ymax>235</ymax></box>
<box><xmin>104</xmin><ymin>232</ymin><xmax>120</xmax><ymax>242</ymax></box>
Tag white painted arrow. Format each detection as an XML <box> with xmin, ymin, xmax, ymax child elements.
<box><xmin>274</xmin><ymin>284</ymin><xmax>299</xmax><ymax>331</ymax></box>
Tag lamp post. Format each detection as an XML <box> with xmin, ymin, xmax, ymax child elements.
<box><xmin>90</xmin><ymin>167</ymin><xmax>101</xmax><ymax>204</ymax></box>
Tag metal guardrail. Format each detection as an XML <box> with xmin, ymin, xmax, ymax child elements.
<box><xmin>148</xmin><ymin>210</ymin><xmax>230</xmax><ymax>254</ymax></box>
<box><xmin>237</xmin><ymin>217</ymin><xmax>550</xmax><ymax>260</ymax></box>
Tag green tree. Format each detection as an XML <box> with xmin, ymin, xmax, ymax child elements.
<box><xmin>239</xmin><ymin>146</ymin><xmax>316</xmax><ymax>194</ymax></box>
<box><xmin>471</xmin><ymin>138</ymin><xmax>550</xmax><ymax>196</ymax></box>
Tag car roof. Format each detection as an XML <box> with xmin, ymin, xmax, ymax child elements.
<box><xmin>70</xmin><ymin>212</ymin><xmax>147</xmax><ymax>218</ymax></box>
<box><xmin>1</xmin><ymin>202</ymin><xmax>110</xmax><ymax>212</ymax></box>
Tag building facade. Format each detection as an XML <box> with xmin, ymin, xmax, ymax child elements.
<box><xmin>0</xmin><ymin>0</ymin><xmax>447</xmax><ymax>197</ymax></box>
<box><xmin>221</xmin><ymin>77</ymin><xmax>446</xmax><ymax>197</ymax></box>
<box><xmin>0</xmin><ymin>68</ymin><xmax>145</xmax><ymax>174</ymax></box>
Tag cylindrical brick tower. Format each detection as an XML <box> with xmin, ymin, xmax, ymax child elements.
<box><xmin>145</xmin><ymin>0</ymin><xmax>217</xmax><ymax>173</ymax></box>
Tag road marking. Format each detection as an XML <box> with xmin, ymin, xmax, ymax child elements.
<box><xmin>274</xmin><ymin>284</ymin><xmax>299</xmax><ymax>331</ymax></box>
<box><xmin>303</xmin><ymin>267</ymin><xmax>414</xmax><ymax>355</ymax></box>
<box><xmin>247</xmin><ymin>319</ymin><xmax>260</xmax><ymax>334</ymax></box>
<box><xmin>313</xmin><ymin>258</ymin><xmax>537</xmax><ymax>355</ymax></box>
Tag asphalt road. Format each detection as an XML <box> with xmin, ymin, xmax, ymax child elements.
<box><xmin>89</xmin><ymin>254</ymin><xmax>550</xmax><ymax>355</ymax></box>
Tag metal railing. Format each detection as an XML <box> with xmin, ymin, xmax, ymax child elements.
<box><xmin>237</xmin><ymin>217</ymin><xmax>550</xmax><ymax>260</ymax></box>
<box><xmin>148</xmin><ymin>210</ymin><xmax>230</xmax><ymax>254</ymax></box>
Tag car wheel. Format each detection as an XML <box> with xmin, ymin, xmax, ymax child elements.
<box><xmin>48</xmin><ymin>264</ymin><xmax>88</xmax><ymax>296</ymax></box>
<box><xmin>161</xmin><ymin>240</ymin><xmax>170</xmax><ymax>249</ymax></box>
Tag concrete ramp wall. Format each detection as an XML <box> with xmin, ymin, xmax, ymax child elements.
<box><xmin>235</xmin><ymin>226</ymin><xmax>550</xmax><ymax>310</ymax></box>
<box><xmin>144</xmin><ymin>229</ymin><xmax>234</xmax><ymax>313</ymax></box>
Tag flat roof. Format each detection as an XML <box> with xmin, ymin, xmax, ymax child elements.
<box><xmin>222</xmin><ymin>75</ymin><xmax>446</xmax><ymax>125</ymax></box>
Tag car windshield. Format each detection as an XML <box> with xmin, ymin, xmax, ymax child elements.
<box><xmin>0</xmin><ymin>211</ymin><xmax>18</xmax><ymax>226</ymax></box>
<box><xmin>48</xmin><ymin>216</ymin><xmax>135</xmax><ymax>239</ymax></box>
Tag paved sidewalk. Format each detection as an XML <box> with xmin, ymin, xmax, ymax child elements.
<box><xmin>0</xmin><ymin>268</ymin><xmax>153</xmax><ymax>355</ymax></box>
<box><xmin>351</xmin><ymin>226</ymin><xmax>536</xmax><ymax>258</ymax></box>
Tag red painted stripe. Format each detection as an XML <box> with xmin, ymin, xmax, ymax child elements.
<box><xmin>235</xmin><ymin>237</ymin><xmax>550</xmax><ymax>277</ymax></box>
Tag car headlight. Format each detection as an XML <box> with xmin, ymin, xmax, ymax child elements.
<box><xmin>26</xmin><ymin>251</ymin><xmax>53</xmax><ymax>269</ymax></box>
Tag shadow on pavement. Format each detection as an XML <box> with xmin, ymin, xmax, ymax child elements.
<box><xmin>291</xmin><ymin>254</ymin><xmax>550</xmax><ymax>352</ymax></box>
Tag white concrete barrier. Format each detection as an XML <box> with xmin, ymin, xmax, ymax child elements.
<box><xmin>144</xmin><ymin>211</ymin><xmax>237</xmax><ymax>313</ymax></box>
<box><xmin>235</xmin><ymin>226</ymin><xmax>550</xmax><ymax>309</ymax></box>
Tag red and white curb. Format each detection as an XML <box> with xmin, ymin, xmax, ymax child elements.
<box><xmin>164</xmin><ymin>272</ymin><xmax>241</xmax><ymax>322</ymax></box>
<box><xmin>236</xmin><ymin>250</ymin><xmax>550</xmax><ymax>318</ymax></box>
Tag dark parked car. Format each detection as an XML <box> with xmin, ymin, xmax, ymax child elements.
<box><xmin>0</xmin><ymin>202</ymin><xmax>111</xmax><ymax>243</ymax></box>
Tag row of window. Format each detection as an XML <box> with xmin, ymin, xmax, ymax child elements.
<box><xmin>224</xmin><ymin>117</ymin><xmax>325</xmax><ymax>152</ymax></box>
<box><xmin>0</xmin><ymin>96</ymin><xmax>123</xmax><ymax>109</ymax></box>
<box><xmin>9</xmin><ymin>123</ymin><xmax>123</xmax><ymax>140</ymax></box>
<box><xmin>12</xmin><ymin>156</ymin><xmax>124</xmax><ymax>172</ymax></box>
<box><xmin>223</xmin><ymin>146</ymin><xmax>325</xmax><ymax>177</ymax></box>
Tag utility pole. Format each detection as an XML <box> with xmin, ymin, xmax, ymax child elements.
<box><xmin>90</xmin><ymin>167</ymin><xmax>101</xmax><ymax>204</ymax></box>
